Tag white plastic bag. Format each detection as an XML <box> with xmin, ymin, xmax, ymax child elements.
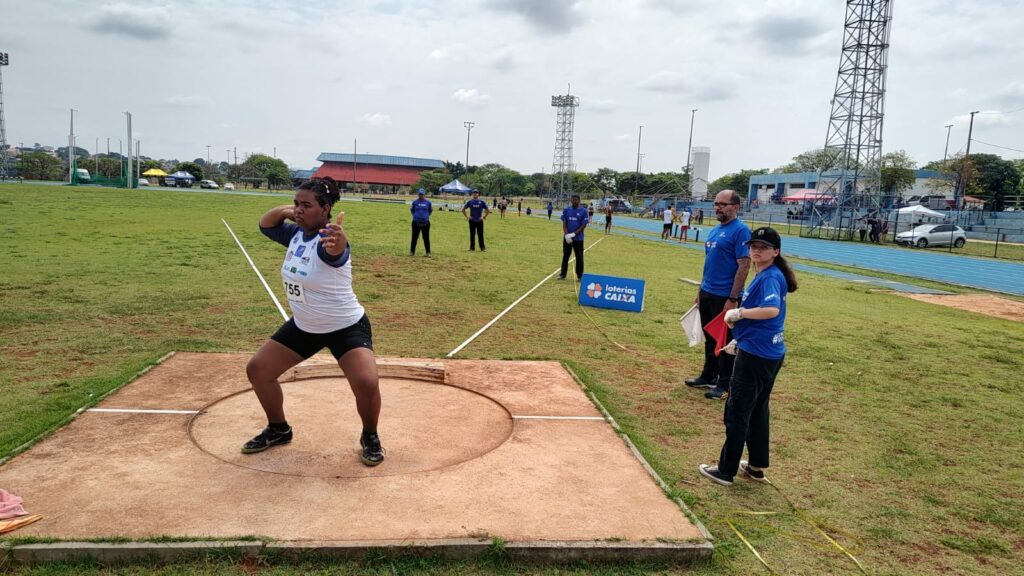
<box><xmin>680</xmin><ymin>304</ymin><xmax>704</xmax><ymax>347</ymax></box>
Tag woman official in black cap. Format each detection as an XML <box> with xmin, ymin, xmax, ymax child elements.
<box><xmin>699</xmin><ymin>227</ymin><xmax>798</xmax><ymax>486</ymax></box>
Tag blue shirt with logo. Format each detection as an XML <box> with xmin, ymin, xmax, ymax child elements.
<box><xmin>411</xmin><ymin>199</ymin><xmax>432</xmax><ymax>222</ymax></box>
<box><xmin>561</xmin><ymin>206</ymin><xmax>590</xmax><ymax>241</ymax></box>
<box><xmin>700</xmin><ymin>218</ymin><xmax>752</xmax><ymax>297</ymax></box>
<box><xmin>464</xmin><ymin>198</ymin><xmax>488</xmax><ymax>221</ymax></box>
<box><xmin>733</xmin><ymin>265</ymin><xmax>787</xmax><ymax>360</ymax></box>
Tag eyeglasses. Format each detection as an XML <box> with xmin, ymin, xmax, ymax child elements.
<box><xmin>713</xmin><ymin>202</ymin><xmax>739</xmax><ymax>208</ymax></box>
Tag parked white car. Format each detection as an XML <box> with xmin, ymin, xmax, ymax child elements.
<box><xmin>137</xmin><ymin>178</ymin><xmax>151</xmax><ymax>186</ymax></box>
<box><xmin>223</xmin><ymin>182</ymin><xmax>235</xmax><ymax>190</ymax></box>
<box><xmin>895</xmin><ymin>224</ymin><xmax>966</xmax><ymax>248</ymax></box>
<box><xmin>199</xmin><ymin>179</ymin><xmax>219</xmax><ymax>189</ymax></box>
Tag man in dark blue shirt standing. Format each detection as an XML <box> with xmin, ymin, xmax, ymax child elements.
<box><xmin>559</xmin><ymin>194</ymin><xmax>590</xmax><ymax>280</ymax></box>
<box><xmin>546</xmin><ymin>201</ymin><xmax>554</xmax><ymax>220</ymax></box>
<box><xmin>462</xmin><ymin>189</ymin><xmax>491</xmax><ymax>251</ymax></box>
<box><xmin>685</xmin><ymin>190</ymin><xmax>752</xmax><ymax>400</ymax></box>
<box><xmin>410</xmin><ymin>188</ymin><xmax>433</xmax><ymax>257</ymax></box>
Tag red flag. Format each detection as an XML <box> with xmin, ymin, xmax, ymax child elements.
<box><xmin>704</xmin><ymin>309</ymin><xmax>729</xmax><ymax>356</ymax></box>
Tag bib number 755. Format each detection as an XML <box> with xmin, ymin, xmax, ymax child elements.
<box><xmin>284</xmin><ymin>281</ymin><xmax>306</xmax><ymax>303</ymax></box>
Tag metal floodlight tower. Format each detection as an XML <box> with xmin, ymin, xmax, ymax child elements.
<box><xmin>550</xmin><ymin>91</ymin><xmax>580</xmax><ymax>204</ymax></box>
<box><xmin>0</xmin><ymin>52</ymin><xmax>8</xmax><ymax>180</ymax></box>
<box><xmin>808</xmin><ymin>0</ymin><xmax>894</xmax><ymax>240</ymax></box>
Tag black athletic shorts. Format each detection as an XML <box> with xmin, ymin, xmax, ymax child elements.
<box><xmin>663</xmin><ymin>223</ymin><xmax>672</xmax><ymax>231</ymax></box>
<box><xmin>271</xmin><ymin>314</ymin><xmax>373</xmax><ymax>360</ymax></box>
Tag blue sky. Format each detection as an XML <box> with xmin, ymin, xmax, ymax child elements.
<box><xmin>2</xmin><ymin>0</ymin><xmax>1022</xmax><ymax>178</ymax></box>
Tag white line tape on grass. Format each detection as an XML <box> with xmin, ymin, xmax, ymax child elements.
<box><xmin>86</xmin><ymin>408</ymin><xmax>199</xmax><ymax>415</ymax></box>
<box><xmin>222</xmin><ymin>218</ymin><xmax>289</xmax><ymax>321</ymax></box>
<box><xmin>446</xmin><ymin>236</ymin><xmax>606</xmax><ymax>358</ymax></box>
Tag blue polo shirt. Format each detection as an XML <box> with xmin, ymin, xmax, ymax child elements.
<box><xmin>411</xmin><ymin>198</ymin><xmax>432</xmax><ymax>222</ymax></box>
<box><xmin>700</xmin><ymin>218</ymin><xmax>751</xmax><ymax>297</ymax></box>
<box><xmin>733</xmin><ymin>265</ymin><xmax>787</xmax><ymax>360</ymax></box>
<box><xmin>464</xmin><ymin>198</ymin><xmax>488</xmax><ymax>221</ymax></box>
<box><xmin>561</xmin><ymin>205</ymin><xmax>590</xmax><ymax>241</ymax></box>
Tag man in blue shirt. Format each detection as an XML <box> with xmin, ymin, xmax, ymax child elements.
<box><xmin>410</xmin><ymin>188</ymin><xmax>432</xmax><ymax>257</ymax></box>
<box><xmin>547</xmin><ymin>201</ymin><xmax>554</xmax><ymax>220</ymax></box>
<box><xmin>559</xmin><ymin>194</ymin><xmax>590</xmax><ymax>280</ymax></box>
<box><xmin>685</xmin><ymin>190</ymin><xmax>752</xmax><ymax>399</ymax></box>
<box><xmin>462</xmin><ymin>190</ymin><xmax>491</xmax><ymax>251</ymax></box>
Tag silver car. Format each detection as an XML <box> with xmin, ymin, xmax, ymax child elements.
<box><xmin>895</xmin><ymin>223</ymin><xmax>966</xmax><ymax>248</ymax></box>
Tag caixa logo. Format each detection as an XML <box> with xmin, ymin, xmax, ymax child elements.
<box><xmin>578</xmin><ymin>273</ymin><xmax>646</xmax><ymax>313</ymax></box>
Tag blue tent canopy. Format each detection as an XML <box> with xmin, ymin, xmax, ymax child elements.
<box><xmin>439</xmin><ymin>179</ymin><xmax>475</xmax><ymax>194</ymax></box>
<box><xmin>168</xmin><ymin>171</ymin><xmax>196</xmax><ymax>180</ymax></box>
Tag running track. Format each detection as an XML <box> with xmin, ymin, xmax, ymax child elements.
<box><xmin>606</xmin><ymin>215</ymin><xmax>1024</xmax><ymax>296</ymax></box>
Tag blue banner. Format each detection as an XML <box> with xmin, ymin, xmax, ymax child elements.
<box><xmin>578</xmin><ymin>273</ymin><xmax>646</xmax><ymax>313</ymax></box>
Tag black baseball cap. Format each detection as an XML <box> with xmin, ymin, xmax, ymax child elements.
<box><xmin>745</xmin><ymin>227</ymin><xmax>781</xmax><ymax>249</ymax></box>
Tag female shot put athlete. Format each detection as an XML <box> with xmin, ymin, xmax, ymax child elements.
<box><xmin>241</xmin><ymin>176</ymin><xmax>384</xmax><ymax>466</ymax></box>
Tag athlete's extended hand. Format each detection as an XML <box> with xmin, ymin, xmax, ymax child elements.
<box><xmin>319</xmin><ymin>212</ymin><xmax>346</xmax><ymax>255</ymax></box>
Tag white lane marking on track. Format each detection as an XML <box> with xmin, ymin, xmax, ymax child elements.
<box><xmin>512</xmin><ymin>415</ymin><xmax>606</xmax><ymax>420</ymax></box>
<box><xmin>86</xmin><ymin>408</ymin><xmax>199</xmax><ymax>415</ymax></box>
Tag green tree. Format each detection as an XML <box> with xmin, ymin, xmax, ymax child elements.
<box><xmin>709</xmin><ymin>169</ymin><xmax>768</xmax><ymax>195</ymax></box>
<box><xmin>775</xmin><ymin>148</ymin><xmax>846</xmax><ymax>173</ymax></box>
<box><xmin>880</xmin><ymin>150</ymin><xmax>917</xmax><ymax>195</ymax></box>
<box><xmin>174</xmin><ymin>161</ymin><xmax>205</xmax><ymax>181</ymax></box>
<box><xmin>140</xmin><ymin>159</ymin><xmax>163</xmax><ymax>173</ymax></box>
<box><xmin>237</xmin><ymin>154</ymin><xmax>291</xmax><ymax>189</ymax></box>
<box><xmin>968</xmin><ymin>153</ymin><xmax>1020</xmax><ymax>209</ymax></box>
<box><xmin>443</xmin><ymin>161</ymin><xmax>466</xmax><ymax>180</ymax></box>
<box><xmin>589</xmin><ymin>168</ymin><xmax>618</xmax><ymax>195</ymax></box>
<box><xmin>413</xmin><ymin>169</ymin><xmax>452</xmax><ymax>195</ymax></box>
<box><xmin>19</xmin><ymin>152</ymin><xmax>66</xmax><ymax>181</ymax></box>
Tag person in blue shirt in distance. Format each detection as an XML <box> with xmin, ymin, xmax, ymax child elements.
<box><xmin>698</xmin><ymin>226</ymin><xmax>798</xmax><ymax>487</ymax></box>
<box><xmin>409</xmin><ymin>188</ymin><xmax>432</xmax><ymax>257</ymax></box>
<box><xmin>547</xmin><ymin>200</ymin><xmax>554</xmax><ymax>220</ymax></box>
<box><xmin>559</xmin><ymin>194</ymin><xmax>590</xmax><ymax>280</ymax></box>
<box><xmin>461</xmin><ymin>190</ymin><xmax>491</xmax><ymax>251</ymax></box>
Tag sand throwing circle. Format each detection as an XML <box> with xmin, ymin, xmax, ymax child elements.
<box><xmin>189</xmin><ymin>377</ymin><xmax>513</xmax><ymax>478</ymax></box>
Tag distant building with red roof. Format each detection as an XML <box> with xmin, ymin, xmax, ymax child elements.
<box><xmin>313</xmin><ymin>153</ymin><xmax>445</xmax><ymax>193</ymax></box>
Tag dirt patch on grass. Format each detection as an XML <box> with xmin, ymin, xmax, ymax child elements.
<box><xmin>895</xmin><ymin>293</ymin><xmax>1024</xmax><ymax>323</ymax></box>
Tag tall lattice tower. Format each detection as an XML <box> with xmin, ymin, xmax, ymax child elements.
<box><xmin>0</xmin><ymin>52</ymin><xmax>9</xmax><ymax>180</ymax></box>
<box><xmin>551</xmin><ymin>91</ymin><xmax>580</xmax><ymax>205</ymax></box>
<box><xmin>806</xmin><ymin>0</ymin><xmax>894</xmax><ymax>239</ymax></box>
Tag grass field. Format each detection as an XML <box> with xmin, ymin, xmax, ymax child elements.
<box><xmin>1</xmin><ymin>184</ymin><xmax>1022</xmax><ymax>575</ymax></box>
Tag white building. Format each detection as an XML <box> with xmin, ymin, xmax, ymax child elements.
<box><xmin>690</xmin><ymin>146</ymin><xmax>710</xmax><ymax>200</ymax></box>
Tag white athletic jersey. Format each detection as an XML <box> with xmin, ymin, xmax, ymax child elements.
<box><xmin>680</xmin><ymin>211</ymin><xmax>692</xmax><ymax>226</ymax></box>
<box><xmin>266</xmin><ymin>224</ymin><xmax>365</xmax><ymax>333</ymax></box>
<box><xmin>663</xmin><ymin>209</ymin><xmax>674</xmax><ymax>224</ymax></box>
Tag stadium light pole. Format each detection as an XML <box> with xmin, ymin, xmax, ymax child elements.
<box><xmin>956</xmin><ymin>111</ymin><xmax>980</xmax><ymax>211</ymax></box>
<box><xmin>634</xmin><ymin>125</ymin><xmax>643</xmax><ymax>197</ymax></box>
<box><xmin>463</xmin><ymin>121</ymin><xmax>475</xmax><ymax>171</ymax></box>
<box><xmin>68</xmin><ymin>108</ymin><xmax>76</xmax><ymax>184</ymax></box>
<box><xmin>685</xmin><ymin>108</ymin><xmax>697</xmax><ymax>197</ymax></box>
<box><xmin>205</xmin><ymin>145</ymin><xmax>211</xmax><ymax>169</ymax></box>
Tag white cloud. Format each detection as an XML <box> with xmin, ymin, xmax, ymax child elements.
<box><xmin>949</xmin><ymin>111</ymin><xmax>1013</xmax><ymax>127</ymax></box>
<box><xmin>485</xmin><ymin>0</ymin><xmax>585</xmax><ymax>34</ymax></box>
<box><xmin>361</xmin><ymin>113</ymin><xmax>393</xmax><ymax>126</ymax></box>
<box><xmin>429</xmin><ymin>48</ymin><xmax>450</xmax><ymax>60</ymax></box>
<box><xmin>452</xmin><ymin>88</ymin><xmax>492</xmax><ymax>108</ymax></box>
<box><xmin>615</xmin><ymin>133</ymin><xmax>633</xmax><ymax>142</ymax></box>
<box><xmin>589</xmin><ymin>98</ymin><xmax>618</xmax><ymax>112</ymax></box>
<box><xmin>90</xmin><ymin>3</ymin><xmax>172</xmax><ymax>40</ymax></box>
<box><xmin>162</xmin><ymin>95</ymin><xmax>212</xmax><ymax>108</ymax></box>
<box><xmin>640</xmin><ymin>71</ymin><xmax>686</xmax><ymax>93</ymax></box>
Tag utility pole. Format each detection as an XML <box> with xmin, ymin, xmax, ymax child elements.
<box><xmin>95</xmin><ymin>137</ymin><xmax>99</xmax><ymax>174</ymax></box>
<box><xmin>106</xmin><ymin>137</ymin><xmax>110</xmax><ymax>156</ymax></box>
<box><xmin>685</xmin><ymin>108</ymin><xmax>697</xmax><ymax>197</ymax></box>
<box><xmin>205</xmin><ymin>145</ymin><xmax>211</xmax><ymax>170</ymax></box>
<box><xmin>69</xmin><ymin>108</ymin><xmax>76</xmax><ymax>183</ymax></box>
<box><xmin>942</xmin><ymin>123</ymin><xmax>953</xmax><ymax>164</ymax></box>
<box><xmin>634</xmin><ymin>125</ymin><xmax>643</xmax><ymax>196</ymax></box>
<box><xmin>124</xmin><ymin>112</ymin><xmax>132</xmax><ymax>188</ymax></box>
<box><xmin>0</xmin><ymin>52</ymin><xmax>8</xmax><ymax>180</ymax></box>
<box><xmin>956</xmin><ymin>111</ymin><xmax>980</xmax><ymax>211</ymax></box>
<box><xmin>463</xmin><ymin>121</ymin><xmax>475</xmax><ymax>171</ymax></box>
<box><xmin>136</xmin><ymin>140</ymin><xmax>141</xmax><ymax>181</ymax></box>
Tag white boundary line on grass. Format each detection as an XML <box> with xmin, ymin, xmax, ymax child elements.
<box><xmin>222</xmin><ymin>218</ymin><xmax>290</xmax><ymax>321</ymax></box>
<box><xmin>86</xmin><ymin>408</ymin><xmax>199</xmax><ymax>415</ymax></box>
<box><xmin>446</xmin><ymin>236</ymin><xmax>606</xmax><ymax>358</ymax></box>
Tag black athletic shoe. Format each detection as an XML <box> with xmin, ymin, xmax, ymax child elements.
<box><xmin>241</xmin><ymin>425</ymin><xmax>292</xmax><ymax>454</ymax></box>
<box><xmin>739</xmin><ymin>460</ymin><xmax>766</xmax><ymax>482</ymax></box>
<box><xmin>698</xmin><ymin>464</ymin><xmax>733</xmax><ymax>486</ymax></box>
<box><xmin>557</xmin><ymin>275</ymin><xmax>566</xmax><ymax>280</ymax></box>
<box><xmin>705</xmin><ymin>386</ymin><xmax>728</xmax><ymax>400</ymax></box>
<box><xmin>360</xmin><ymin>432</ymin><xmax>385</xmax><ymax>466</ymax></box>
<box><xmin>685</xmin><ymin>376</ymin><xmax>715</xmax><ymax>389</ymax></box>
